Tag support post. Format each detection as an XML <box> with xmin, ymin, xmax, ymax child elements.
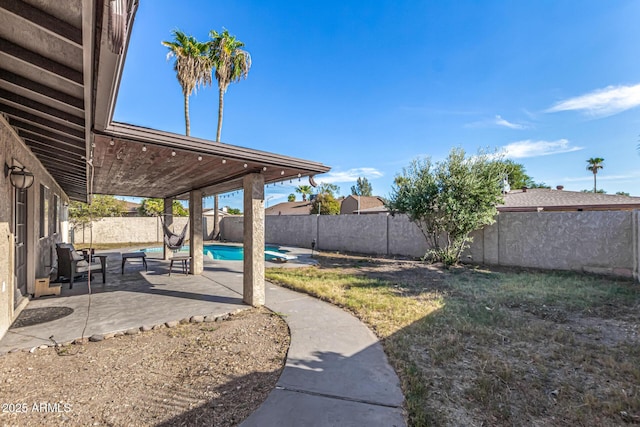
<box><xmin>243</xmin><ymin>173</ymin><xmax>265</xmax><ymax>306</ymax></box>
<box><xmin>163</xmin><ymin>197</ymin><xmax>173</xmax><ymax>261</ymax></box>
<box><xmin>189</xmin><ymin>191</ymin><xmax>203</xmax><ymax>274</ymax></box>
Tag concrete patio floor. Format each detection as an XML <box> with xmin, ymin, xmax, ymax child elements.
<box><xmin>1</xmin><ymin>247</ymin><xmax>314</xmax><ymax>352</ymax></box>
<box><xmin>1</xmin><ymin>246</ymin><xmax>406</xmax><ymax>426</ymax></box>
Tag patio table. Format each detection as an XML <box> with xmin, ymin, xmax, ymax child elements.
<box><xmin>168</xmin><ymin>255</ymin><xmax>191</xmax><ymax>276</ymax></box>
<box><xmin>121</xmin><ymin>252</ymin><xmax>148</xmax><ymax>274</ymax></box>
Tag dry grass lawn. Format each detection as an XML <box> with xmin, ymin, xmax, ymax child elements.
<box><xmin>266</xmin><ymin>252</ymin><xmax>640</xmax><ymax>426</ymax></box>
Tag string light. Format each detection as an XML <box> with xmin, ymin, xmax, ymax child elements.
<box><xmin>109</xmin><ymin>139</ymin><xmax>115</xmax><ymax>146</ymax></box>
<box><xmin>197</xmin><ymin>155</ymin><xmax>202</xmax><ymax>161</ymax></box>
<box><xmin>281</xmin><ymin>170</ymin><xmax>285</xmax><ymax>175</ymax></box>
<box><xmin>222</xmin><ymin>158</ymin><xmax>227</xmax><ymax>164</ymax></box>
<box><xmin>243</xmin><ymin>163</ymin><xmax>247</xmax><ymax>168</ymax></box>
<box><xmin>171</xmin><ymin>151</ymin><xmax>176</xmax><ymax>157</ymax></box>
<box><xmin>263</xmin><ymin>166</ymin><xmax>267</xmax><ymax>171</ymax></box>
<box><xmin>142</xmin><ymin>145</ymin><xmax>147</xmax><ymax>152</ymax></box>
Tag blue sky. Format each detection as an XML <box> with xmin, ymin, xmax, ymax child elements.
<box><xmin>114</xmin><ymin>0</ymin><xmax>640</xmax><ymax>209</ymax></box>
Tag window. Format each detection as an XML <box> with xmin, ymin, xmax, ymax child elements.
<box><xmin>39</xmin><ymin>185</ymin><xmax>49</xmax><ymax>238</ymax></box>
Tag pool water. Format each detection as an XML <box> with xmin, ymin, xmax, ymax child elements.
<box><xmin>142</xmin><ymin>244</ymin><xmax>287</xmax><ymax>261</ymax></box>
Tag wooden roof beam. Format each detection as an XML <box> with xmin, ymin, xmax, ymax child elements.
<box><xmin>0</xmin><ymin>68</ymin><xmax>84</xmax><ymax>109</ymax></box>
<box><xmin>0</xmin><ymin>1</ymin><xmax>83</xmax><ymax>46</ymax></box>
<box><xmin>0</xmin><ymin>37</ymin><xmax>83</xmax><ymax>85</ymax></box>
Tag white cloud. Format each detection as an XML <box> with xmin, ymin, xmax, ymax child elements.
<box><xmin>502</xmin><ymin>139</ymin><xmax>583</xmax><ymax>158</ymax></box>
<box><xmin>465</xmin><ymin>115</ymin><xmax>529</xmax><ymax>129</ymax></box>
<box><xmin>494</xmin><ymin>115</ymin><xmax>527</xmax><ymax>129</ymax></box>
<box><xmin>546</xmin><ymin>83</ymin><xmax>640</xmax><ymax>117</ymax></box>
<box><xmin>315</xmin><ymin>168</ymin><xmax>383</xmax><ymax>184</ymax></box>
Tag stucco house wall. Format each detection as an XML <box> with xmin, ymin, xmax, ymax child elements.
<box><xmin>1</xmin><ymin>116</ymin><xmax>69</xmax><ymax>339</ymax></box>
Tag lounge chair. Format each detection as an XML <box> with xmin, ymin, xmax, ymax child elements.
<box><xmin>265</xmin><ymin>250</ymin><xmax>297</xmax><ymax>263</ymax></box>
<box><xmin>55</xmin><ymin>243</ymin><xmax>106</xmax><ymax>288</ymax></box>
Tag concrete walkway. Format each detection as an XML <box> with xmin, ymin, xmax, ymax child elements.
<box><xmin>1</xmin><ymin>249</ymin><xmax>406</xmax><ymax>426</ymax></box>
<box><xmin>203</xmin><ymin>266</ymin><xmax>406</xmax><ymax>426</ymax></box>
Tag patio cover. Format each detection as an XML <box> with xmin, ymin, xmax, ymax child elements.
<box><xmin>0</xmin><ymin>0</ymin><xmax>329</xmax><ymax>202</ymax></box>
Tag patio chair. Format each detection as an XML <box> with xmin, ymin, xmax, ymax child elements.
<box><xmin>159</xmin><ymin>216</ymin><xmax>189</xmax><ymax>251</ymax></box>
<box><xmin>55</xmin><ymin>244</ymin><xmax>106</xmax><ymax>288</ymax></box>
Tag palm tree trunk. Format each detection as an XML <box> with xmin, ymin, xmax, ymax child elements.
<box><xmin>213</xmin><ymin>88</ymin><xmax>225</xmax><ymax>240</ymax></box>
<box><xmin>213</xmin><ymin>194</ymin><xmax>219</xmax><ymax>239</ymax></box>
<box><xmin>216</xmin><ymin>88</ymin><xmax>224</xmax><ymax>142</ymax></box>
<box><xmin>184</xmin><ymin>92</ymin><xmax>190</xmax><ymax>136</ymax></box>
<box><xmin>593</xmin><ymin>172</ymin><xmax>597</xmax><ymax>193</ymax></box>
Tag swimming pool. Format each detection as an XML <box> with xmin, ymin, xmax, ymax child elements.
<box><xmin>142</xmin><ymin>244</ymin><xmax>288</xmax><ymax>261</ymax></box>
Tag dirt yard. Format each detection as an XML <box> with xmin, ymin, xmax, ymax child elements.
<box><xmin>0</xmin><ymin>308</ymin><xmax>289</xmax><ymax>426</ymax></box>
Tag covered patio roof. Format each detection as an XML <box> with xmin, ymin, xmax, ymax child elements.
<box><xmin>0</xmin><ymin>0</ymin><xmax>329</xmax><ymax>202</ymax></box>
<box><xmin>92</xmin><ymin>122</ymin><xmax>329</xmax><ymax>199</ymax></box>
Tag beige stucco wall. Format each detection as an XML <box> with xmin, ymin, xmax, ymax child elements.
<box><xmin>1</xmin><ymin>116</ymin><xmax>69</xmax><ymax>339</ymax></box>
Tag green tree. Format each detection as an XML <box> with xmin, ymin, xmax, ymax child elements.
<box><xmin>207</xmin><ymin>29</ymin><xmax>252</xmax><ymax>142</ymax></box>
<box><xmin>496</xmin><ymin>160</ymin><xmax>549</xmax><ymax>190</ymax></box>
<box><xmin>499</xmin><ymin>160</ymin><xmax>533</xmax><ymax>190</ymax></box>
<box><xmin>586</xmin><ymin>157</ymin><xmax>604</xmax><ymax>193</ymax></box>
<box><xmin>69</xmin><ymin>195</ymin><xmax>126</xmax><ymax>227</ymax></box>
<box><xmin>310</xmin><ymin>193</ymin><xmax>341</xmax><ymax>215</ymax></box>
<box><xmin>161</xmin><ymin>30</ymin><xmax>211</xmax><ymax>136</ymax></box>
<box><xmin>386</xmin><ymin>148</ymin><xmax>506</xmax><ymax>265</ymax></box>
<box><xmin>138</xmin><ymin>198</ymin><xmax>188</xmax><ymax>216</ymax></box>
<box><xmin>226</xmin><ymin>207</ymin><xmax>241</xmax><ymax>215</ymax></box>
<box><xmin>616</xmin><ymin>191</ymin><xmax>630</xmax><ymax>196</ymax></box>
<box><xmin>350</xmin><ymin>177</ymin><xmax>373</xmax><ymax>196</ymax></box>
<box><xmin>287</xmin><ymin>193</ymin><xmax>296</xmax><ymax>202</ymax></box>
<box><xmin>295</xmin><ymin>185</ymin><xmax>313</xmax><ymax>201</ymax></box>
<box><xmin>581</xmin><ymin>189</ymin><xmax>607</xmax><ymax>194</ymax></box>
<box><xmin>317</xmin><ymin>183</ymin><xmax>340</xmax><ymax>197</ymax></box>
<box><xmin>529</xmin><ymin>182</ymin><xmax>551</xmax><ymax>189</ymax></box>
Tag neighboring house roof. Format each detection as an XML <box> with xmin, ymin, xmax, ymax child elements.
<box><xmin>499</xmin><ymin>188</ymin><xmax>640</xmax><ymax>212</ymax></box>
<box><xmin>122</xmin><ymin>200</ymin><xmax>140</xmax><ymax>212</ymax></box>
<box><xmin>341</xmin><ymin>195</ymin><xmax>386</xmax><ymax>214</ymax></box>
<box><xmin>203</xmin><ymin>208</ymin><xmax>231</xmax><ymax>216</ymax></box>
<box><xmin>357</xmin><ymin>206</ymin><xmax>390</xmax><ymax>214</ymax></box>
<box><xmin>266</xmin><ymin>201</ymin><xmax>313</xmax><ymax>215</ymax></box>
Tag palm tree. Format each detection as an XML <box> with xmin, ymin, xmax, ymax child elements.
<box><xmin>207</xmin><ymin>29</ymin><xmax>252</xmax><ymax>141</ymax></box>
<box><xmin>207</xmin><ymin>29</ymin><xmax>251</xmax><ymax>239</ymax></box>
<box><xmin>161</xmin><ymin>30</ymin><xmax>211</xmax><ymax>136</ymax></box>
<box><xmin>296</xmin><ymin>185</ymin><xmax>313</xmax><ymax>202</ymax></box>
<box><xmin>586</xmin><ymin>157</ymin><xmax>604</xmax><ymax>193</ymax></box>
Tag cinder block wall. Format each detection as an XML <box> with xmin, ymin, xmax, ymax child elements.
<box><xmin>71</xmin><ymin>216</ymin><xmax>216</xmax><ymax>245</ymax></box>
<box><xmin>221</xmin><ymin>211</ymin><xmax>639</xmax><ymax>278</ymax></box>
<box><xmin>469</xmin><ymin>211</ymin><xmax>635</xmax><ymax>277</ymax></box>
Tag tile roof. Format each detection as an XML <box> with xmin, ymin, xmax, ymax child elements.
<box><xmin>265</xmin><ymin>201</ymin><xmax>313</xmax><ymax>215</ymax></box>
<box><xmin>499</xmin><ymin>189</ymin><xmax>640</xmax><ymax>211</ymax></box>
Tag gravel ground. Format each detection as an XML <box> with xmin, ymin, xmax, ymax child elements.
<box><xmin>0</xmin><ymin>307</ymin><xmax>289</xmax><ymax>426</ymax></box>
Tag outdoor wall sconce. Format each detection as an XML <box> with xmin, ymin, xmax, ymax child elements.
<box><xmin>4</xmin><ymin>163</ymin><xmax>34</xmax><ymax>190</ymax></box>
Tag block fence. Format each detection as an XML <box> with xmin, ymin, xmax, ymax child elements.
<box><xmin>71</xmin><ymin>216</ymin><xmax>216</xmax><ymax>245</ymax></box>
<box><xmin>221</xmin><ymin>211</ymin><xmax>640</xmax><ymax>279</ymax></box>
